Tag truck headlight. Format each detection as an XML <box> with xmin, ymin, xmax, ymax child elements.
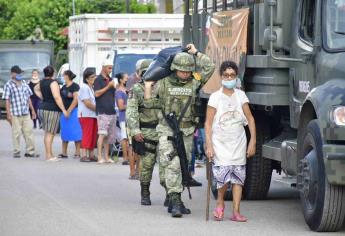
<box><xmin>333</xmin><ymin>106</ymin><xmax>345</xmax><ymax>126</ymax></box>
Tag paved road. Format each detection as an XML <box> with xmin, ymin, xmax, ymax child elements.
<box><xmin>0</xmin><ymin>120</ymin><xmax>344</xmax><ymax>236</ymax></box>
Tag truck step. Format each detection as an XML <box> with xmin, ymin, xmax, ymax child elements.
<box><xmin>262</xmin><ymin>140</ymin><xmax>282</xmax><ymax>161</ymax></box>
<box><xmin>273</xmin><ymin>175</ymin><xmax>297</xmax><ymax>188</ymax></box>
<box><xmin>262</xmin><ymin>132</ymin><xmax>297</xmax><ymax>163</ymax></box>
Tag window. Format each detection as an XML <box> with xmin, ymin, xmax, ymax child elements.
<box><xmin>0</xmin><ymin>51</ymin><xmax>50</xmax><ymax>72</ymax></box>
<box><xmin>113</xmin><ymin>54</ymin><xmax>156</xmax><ymax>75</ymax></box>
<box><xmin>299</xmin><ymin>0</ymin><xmax>316</xmax><ymax>43</ymax></box>
<box><xmin>324</xmin><ymin>0</ymin><xmax>345</xmax><ymax>50</ymax></box>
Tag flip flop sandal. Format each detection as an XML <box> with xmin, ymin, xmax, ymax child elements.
<box><xmin>74</xmin><ymin>154</ymin><xmax>81</xmax><ymax>159</ymax></box>
<box><xmin>46</xmin><ymin>157</ymin><xmax>61</xmax><ymax>162</ymax></box>
<box><xmin>80</xmin><ymin>156</ymin><xmax>91</xmax><ymax>162</ymax></box>
<box><xmin>128</xmin><ymin>175</ymin><xmax>137</xmax><ymax>180</ymax></box>
<box><xmin>58</xmin><ymin>154</ymin><xmax>68</xmax><ymax>158</ymax></box>
<box><xmin>13</xmin><ymin>153</ymin><xmax>21</xmax><ymax>158</ymax></box>
<box><xmin>97</xmin><ymin>159</ymin><xmax>105</xmax><ymax>164</ymax></box>
<box><xmin>106</xmin><ymin>159</ymin><xmax>114</xmax><ymax>164</ymax></box>
<box><xmin>230</xmin><ymin>213</ymin><xmax>247</xmax><ymax>222</ymax></box>
<box><xmin>89</xmin><ymin>157</ymin><xmax>98</xmax><ymax>162</ymax></box>
<box><xmin>213</xmin><ymin>207</ymin><xmax>224</xmax><ymax>221</ymax></box>
<box><xmin>122</xmin><ymin>160</ymin><xmax>129</xmax><ymax>165</ymax></box>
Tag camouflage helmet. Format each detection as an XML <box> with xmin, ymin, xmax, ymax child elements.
<box><xmin>138</xmin><ymin>59</ymin><xmax>153</xmax><ymax>76</ymax></box>
<box><xmin>135</xmin><ymin>59</ymin><xmax>145</xmax><ymax>72</ymax></box>
<box><xmin>170</xmin><ymin>52</ymin><xmax>195</xmax><ymax>72</ymax></box>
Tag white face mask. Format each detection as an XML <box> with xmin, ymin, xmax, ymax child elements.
<box><xmin>222</xmin><ymin>78</ymin><xmax>237</xmax><ymax>89</ymax></box>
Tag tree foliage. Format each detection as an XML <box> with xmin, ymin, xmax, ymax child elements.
<box><xmin>0</xmin><ymin>0</ymin><xmax>156</xmax><ymax>53</ymax></box>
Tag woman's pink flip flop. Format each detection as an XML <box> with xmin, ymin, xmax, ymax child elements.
<box><xmin>230</xmin><ymin>213</ymin><xmax>247</xmax><ymax>222</ymax></box>
<box><xmin>213</xmin><ymin>207</ymin><xmax>224</xmax><ymax>221</ymax></box>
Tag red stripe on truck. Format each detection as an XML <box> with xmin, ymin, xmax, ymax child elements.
<box><xmin>98</xmin><ymin>38</ymin><xmax>112</xmax><ymax>41</ymax></box>
<box><xmin>98</xmin><ymin>29</ymin><xmax>110</xmax><ymax>33</ymax></box>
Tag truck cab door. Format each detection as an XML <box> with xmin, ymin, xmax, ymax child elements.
<box><xmin>290</xmin><ymin>0</ymin><xmax>318</xmax><ymax>128</ymax></box>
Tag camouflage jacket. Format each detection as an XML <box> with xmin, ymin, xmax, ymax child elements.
<box><xmin>126</xmin><ymin>82</ymin><xmax>160</xmax><ymax>137</ymax></box>
<box><xmin>144</xmin><ymin>52</ymin><xmax>215</xmax><ymax>136</ymax></box>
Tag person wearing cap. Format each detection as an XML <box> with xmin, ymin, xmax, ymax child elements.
<box><xmin>126</xmin><ymin>59</ymin><xmax>145</xmax><ymax>91</ymax></box>
<box><xmin>94</xmin><ymin>57</ymin><xmax>116</xmax><ymax>164</ymax></box>
<box><xmin>2</xmin><ymin>65</ymin><xmax>39</xmax><ymax>158</ymax></box>
<box><xmin>126</xmin><ymin>59</ymin><xmax>164</xmax><ymax>205</ymax></box>
<box><xmin>143</xmin><ymin>44</ymin><xmax>215</xmax><ymax>217</ymax></box>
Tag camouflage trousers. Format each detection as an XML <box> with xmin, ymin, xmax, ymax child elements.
<box><xmin>139</xmin><ymin>148</ymin><xmax>157</xmax><ymax>184</ymax></box>
<box><xmin>139</xmin><ymin>128</ymin><xmax>160</xmax><ymax>184</ymax></box>
<box><xmin>158</xmin><ymin>134</ymin><xmax>193</xmax><ymax>194</ymax></box>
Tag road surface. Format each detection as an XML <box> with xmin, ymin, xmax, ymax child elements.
<box><xmin>0</xmin><ymin>121</ymin><xmax>344</xmax><ymax>236</ymax></box>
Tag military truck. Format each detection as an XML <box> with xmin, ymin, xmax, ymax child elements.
<box><xmin>184</xmin><ymin>0</ymin><xmax>345</xmax><ymax>232</ymax></box>
<box><xmin>0</xmin><ymin>40</ymin><xmax>54</xmax><ymax>112</ymax></box>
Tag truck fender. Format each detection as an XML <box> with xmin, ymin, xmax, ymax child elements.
<box><xmin>297</xmin><ymin>79</ymin><xmax>345</xmax><ymax>183</ymax></box>
<box><xmin>300</xmin><ymin>79</ymin><xmax>345</xmax><ymax>142</ymax></box>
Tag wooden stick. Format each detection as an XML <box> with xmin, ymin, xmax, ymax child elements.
<box><xmin>206</xmin><ymin>159</ymin><xmax>211</xmax><ymax>221</ymax></box>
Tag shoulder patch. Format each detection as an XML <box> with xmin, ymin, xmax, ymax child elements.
<box><xmin>193</xmin><ymin>72</ymin><xmax>201</xmax><ymax>81</ymax></box>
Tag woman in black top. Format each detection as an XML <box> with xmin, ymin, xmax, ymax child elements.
<box><xmin>58</xmin><ymin>70</ymin><xmax>82</xmax><ymax>159</ymax></box>
<box><xmin>28</xmin><ymin>69</ymin><xmax>41</xmax><ymax>129</ymax></box>
<box><xmin>34</xmin><ymin>66</ymin><xmax>68</xmax><ymax>162</ymax></box>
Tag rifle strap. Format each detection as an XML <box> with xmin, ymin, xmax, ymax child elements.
<box><xmin>177</xmin><ymin>96</ymin><xmax>193</xmax><ymax>125</ymax></box>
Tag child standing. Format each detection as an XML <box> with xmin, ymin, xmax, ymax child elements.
<box><xmin>205</xmin><ymin>61</ymin><xmax>256</xmax><ymax>222</ymax></box>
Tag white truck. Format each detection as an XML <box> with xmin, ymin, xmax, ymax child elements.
<box><xmin>67</xmin><ymin>13</ymin><xmax>184</xmax><ymax>83</ymax></box>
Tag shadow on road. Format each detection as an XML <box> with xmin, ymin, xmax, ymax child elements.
<box><xmin>267</xmin><ymin>184</ymin><xmax>300</xmax><ymax>200</ymax></box>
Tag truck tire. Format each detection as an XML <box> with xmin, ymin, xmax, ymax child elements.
<box><xmin>298</xmin><ymin>119</ymin><xmax>345</xmax><ymax>232</ymax></box>
<box><xmin>244</xmin><ymin>116</ymin><xmax>273</xmax><ymax>200</ymax></box>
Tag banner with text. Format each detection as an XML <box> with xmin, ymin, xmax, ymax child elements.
<box><xmin>203</xmin><ymin>8</ymin><xmax>249</xmax><ymax>94</ymax></box>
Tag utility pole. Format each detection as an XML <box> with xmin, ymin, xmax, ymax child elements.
<box><xmin>182</xmin><ymin>0</ymin><xmax>191</xmax><ymax>46</ymax></box>
<box><xmin>72</xmin><ymin>0</ymin><xmax>75</xmax><ymax>15</ymax></box>
<box><xmin>126</xmin><ymin>0</ymin><xmax>130</xmax><ymax>13</ymax></box>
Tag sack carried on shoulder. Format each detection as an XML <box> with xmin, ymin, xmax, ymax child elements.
<box><xmin>143</xmin><ymin>46</ymin><xmax>187</xmax><ymax>81</ymax></box>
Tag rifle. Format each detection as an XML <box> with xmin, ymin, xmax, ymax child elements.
<box><xmin>165</xmin><ymin>112</ymin><xmax>193</xmax><ymax>199</ymax></box>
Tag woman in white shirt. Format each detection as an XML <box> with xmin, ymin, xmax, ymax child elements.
<box><xmin>205</xmin><ymin>61</ymin><xmax>256</xmax><ymax>222</ymax></box>
<box><xmin>78</xmin><ymin>68</ymin><xmax>97</xmax><ymax>162</ymax></box>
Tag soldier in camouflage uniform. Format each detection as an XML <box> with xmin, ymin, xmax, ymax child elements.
<box><xmin>126</xmin><ymin>59</ymin><xmax>165</xmax><ymax>206</ymax></box>
<box><xmin>144</xmin><ymin>44</ymin><xmax>215</xmax><ymax>217</ymax></box>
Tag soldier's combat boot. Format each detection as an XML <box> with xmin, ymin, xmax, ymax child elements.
<box><xmin>169</xmin><ymin>193</ymin><xmax>182</xmax><ymax>218</ymax></box>
<box><xmin>178</xmin><ymin>193</ymin><xmax>191</xmax><ymax>214</ymax></box>
<box><xmin>189</xmin><ymin>177</ymin><xmax>202</xmax><ymax>187</ymax></box>
<box><xmin>168</xmin><ymin>193</ymin><xmax>191</xmax><ymax>215</ymax></box>
<box><xmin>141</xmin><ymin>182</ymin><xmax>151</xmax><ymax>206</ymax></box>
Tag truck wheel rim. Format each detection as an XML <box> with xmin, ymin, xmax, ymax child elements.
<box><xmin>300</xmin><ymin>149</ymin><xmax>318</xmax><ymax>211</ymax></box>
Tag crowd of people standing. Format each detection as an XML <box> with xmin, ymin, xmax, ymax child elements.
<box><xmin>3</xmin><ymin>43</ymin><xmax>256</xmax><ymax>221</ymax></box>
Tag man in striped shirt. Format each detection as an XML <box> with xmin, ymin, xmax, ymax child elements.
<box><xmin>2</xmin><ymin>65</ymin><xmax>39</xmax><ymax>158</ymax></box>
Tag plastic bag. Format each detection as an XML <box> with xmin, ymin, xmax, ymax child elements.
<box><xmin>143</xmin><ymin>46</ymin><xmax>183</xmax><ymax>81</ymax></box>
